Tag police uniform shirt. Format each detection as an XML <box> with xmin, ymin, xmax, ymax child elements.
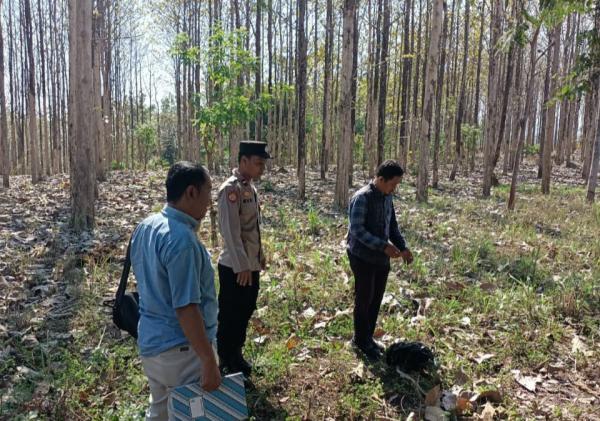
<box><xmin>217</xmin><ymin>169</ymin><xmax>262</xmax><ymax>273</ymax></box>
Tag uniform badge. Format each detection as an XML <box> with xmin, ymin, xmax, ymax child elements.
<box><xmin>243</xmin><ymin>191</ymin><xmax>252</xmax><ymax>199</ymax></box>
<box><xmin>228</xmin><ymin>191</ymin><xmax>238</xmax><ymax>202</ymax></box>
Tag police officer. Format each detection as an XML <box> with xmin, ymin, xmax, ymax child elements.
<box><xmin>217</xmin><ymin>141</ymin><xmax>271</xmax><ymax>376</ymax></box>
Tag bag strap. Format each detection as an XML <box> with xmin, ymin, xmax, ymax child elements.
<box><xmin>115</xmin><ymin>234</ymin><xmax>134</xmax><ymax>305</ymax></box>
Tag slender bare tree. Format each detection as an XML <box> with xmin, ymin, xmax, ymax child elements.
<box><xmin>69</xmin><ymin>0</ymin><xmax>96</xmax><ymax>231</ymax></box>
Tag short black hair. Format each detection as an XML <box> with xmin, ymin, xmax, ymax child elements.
<box><xmin>165</xmin><ymin>161</ymin><xmax>209</xmax><ymax>202</ymax></box>
<box><xmin>376</xmin><ymin>160</ymin><xmax>404</xmax><ymax>180</ymax></box>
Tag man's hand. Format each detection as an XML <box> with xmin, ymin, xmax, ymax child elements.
<box><xmin>201</xmin><ymin>359</ymin><xmax>222</xmax><ymax>391</ymax></box>
<box><xmin>237</xmin><ymin>270</ymin><xmax>253</xmax><ymax>286</ymax></box>
<box><xmin>384</xmin><ymin>244</ymin><xmax>402</xmax><ymax>258</ymax></box>
<box><xmin>400</xmin><ymin>249</ymin><xmax>414</xmax><ymax>265</ymax></box>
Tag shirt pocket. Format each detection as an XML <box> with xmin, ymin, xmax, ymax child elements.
<box><xmin>240</xmin><ymin>197</ymin><xmax>258</xmax><ymax>227</ymax></box>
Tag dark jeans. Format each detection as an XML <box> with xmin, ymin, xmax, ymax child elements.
<box><xmin>217</xmin><ymin>264</ymin><xmax>260</xmax><ymax>362</ymax></box>
<box><xmin>348</xmin><ymin>251</ymin><xmax>390</xmax><ymax>346</ymax></box>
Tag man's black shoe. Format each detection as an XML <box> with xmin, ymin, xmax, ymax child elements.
<box><xmin>233</xmin><ymin>355</ymin><xmax>252</xmax><ymax>377</ymax></box>
<box><xmin>352</xmin><ymin>338</ymin><xmax>382</xmax><ymax>361</ymax></box>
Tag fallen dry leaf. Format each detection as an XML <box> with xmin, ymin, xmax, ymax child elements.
<box><xmin>351</xmin><ymin>362</ymin><xmax>365</xmax><ymax>380</ymax></box>
<box><xmin>301</xmin><ymin>307</ymin><xmax>316</xmax><ymax>319</ymax></box>
<box><xmin>425</xmin><ymin>385</ymin><xmax>442</xmax><ymax>407</ymax></box>
<box><xmin>253</xmin><ymin>335</ymin><xmax>268</xmax><ymax>344</ymax></box>
<box><xmin>480</xmin><ymin>402</ymin><xmax>495</xmax><ymax>421</ymax></box>
<box><xmin>512</xmin><ymin>370</ymin><xmax>541</xmax><ymax>393</ymax></box>
<box><xmin>571</xmin><ymin>335</ymin><xmax>593</xmax><ymax>357</ymax></box>
<box><xmin>479</xmin><ymin>282</ymin><xmax>497</xmax><ymax>292</ymax></box>
<box><xmin>473</xmin><ymin>353</ymin><xmax>495</xmax><ymax>364</ymax></box>
<box><xmin>456</xmin><ymin>397</ymin><xmax>473</xmax><ymax>415</ymax></box>
<box><xmin>373</xmin><ymin>328</ymin><xmax>385</xmax><ymax>338</ymax></box>
<box><xmin>286</xmin><ymin>334</ymin><xmax>301</xmax><ymax>350</ymax></box>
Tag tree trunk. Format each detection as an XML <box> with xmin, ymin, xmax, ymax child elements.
<box><xmin>416</xmin><ymin>0</ymin><xmax>443</xmax><ymax>203</ymax></box>
<box><xmin>320</xmin><ymin>0</ymin><xmax>333</xmax><ymax>180</ymax></box>
<box><xmin>432</xmin><ymin>1</ymin><xmax>448</xmax><ymax>189</ymax></box>
<box><xmin>0</xmin><ymin>0</ymin><xmax>9</xmax><ymax>188</ymax></box>
<box><xmin>334</xmin><ymin>0</ymin><xmax>357</xmax><ymax>210</ymax></box>
<box><xmin>450</xmin><ymin>0</ymin><xmax>469</xmax><ymax>181</ymax></box>
<box><xmin>93</xmin><ymin>0</ymin><xmax>106</xmax><ymax>182</ymax></box>
<box><xmin>69</xmin><ymin>0</ymin><xmax>96</xmax><ymax>231</ymax></box>
<box><xmin>24</xmin><ymin>0</ymin><xmax>40</xmax><ymax>183</ymax></box>
<box><xmin>542</xmin><ymin>25</ymin><xmax>561</xmax><ymax>195</ymax></box>
<box><xmin>297</xmin><ymin>0</ymin><xmax>307</xmax><ymax>200</ymax></box>
<box><xmin>410</xmin><ymin>0</ymin><xmax>423</xmax><ymax>168</ymax></box>
<box><xmin>398</xmin><ymin>0</ymin><xmax>412</xmax><ymax>169</ymax></box>
<box><xmin>102</xmin><ymin>0</ymin><xmax>113</xmax><ymax>171</ymax></box>
<box><xmin>587</xmin><ymin>97</ymin><xmax>600</xmax><ymax>203</ymax></box>
<box><xmin>538</xmin><ymin>44</ymin><xmax>552</xmax><ymax>179</ymax></box>
<box><xmin>585</xmin><ymin>9</ymin><xmax>600</xmax><ymax>202</ymax></box>
<box><xmin>255</xmin><ymin>0</ymin><xmax>262</xmax><ymax>142</ymax></box>
<box><xmin>582</xmin><ymin>93</ymin><xmax>594</xmax><ymax>178</ymax></box>
<box><xmin>473</xmin><ymin>2</ymin><xmax>484</xmax><ymax>150</ymax></box>
<box><xmin>483</xmin><ymin>0</ymin><xmax>502</xmax><ymax>197</ymax></box>
<box><xmin>365</xmin><ymin>0</ymin><xmax>381</xmax><ymax>176</ymax></box>
<box><xmin>376</xmin><ymin>0</ymin><xmax>390</xmax><ymax>168</ymax></box>
<box><xmin>508</xmin><ymin>27</ymin><xmax>539</xmax><ymax>211</ymax></box>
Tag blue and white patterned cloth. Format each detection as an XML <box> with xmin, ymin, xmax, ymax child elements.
<box><xmin>168</xmin><ymin>373</ymin><xmax>248</xmax><ymax>420</ymax></box>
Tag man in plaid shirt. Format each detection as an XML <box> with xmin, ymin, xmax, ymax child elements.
<box><xmin>347</xmin><ymin>160</ymin><xmax>413</xmax><ymax>360</ymax></box>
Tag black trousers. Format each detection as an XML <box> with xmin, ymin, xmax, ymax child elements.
<box><xmin>348</xmin><ymin>252</ymin><xmax>390</xmax><ymax>346</ymax></box>
<box><xmin>217</xmin><ymin>264</ymin><xmax>260</xmax><ymax>362</ymax></box>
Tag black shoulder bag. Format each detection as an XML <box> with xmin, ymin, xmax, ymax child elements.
<box><xmin>112</xmin><ymin>236</ymin><xmax>140</xmax><ymax>339</ymax></box>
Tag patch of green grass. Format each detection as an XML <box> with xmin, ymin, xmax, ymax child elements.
<box><xmin>503</xmin><ymin>249</ymin><xmax>546</xmax><ymax>286</ymax></box>
<box><xmin>451</xmin><ymin>237</ymin><xmax>497</xmax><ymax>278</ymax></box>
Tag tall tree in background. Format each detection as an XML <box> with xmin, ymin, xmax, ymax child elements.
<box><xmin>398</xmin><ymin>0</ymin><xmax>412</xmax><ymax>169</ymax></box>
<box><xmin>376</xmin><ymin>0</ymin><xmax>390</xmax><ymax>168</ymax></box>
<box><xmin>432</xmin><ymin>0</ymin><xmax>449</xmax><ymax>188</ymax></box>
<box><xmin>542</xmin><ymin>24</ymin><xmax>561</xmax><ymax>194</ymax></box>
<box><xmin>0</xmin><ymin>0</ymin><xmax>9</xmax><ymax>188</ymax></box>
<box><xmin>297</xmin><ymin>0</ymin><xmax>307</xmax><ymax>200</ymax></box>
<box><xmin>416</xmin><ymin>0</ymin><xmax>443</xmax><ymax>203</ymax></box>
<box><xmin>320</xmin><ymin>0</ymin><xmax>333</xmax><ymax>180</ymax></box>
<box><xmin>587</xmin><ymin>96</ymin><xmax>600</xmax><ymax>202</ymax></box>
<box><xmin>69</xmin><ymin>0</ymin><xmax>96</xmax><ymax>231</ymax></box>
<box><xmin>334</xmin><ymin>0</ymin><xmax>358</xmax><ymax>210</ymax></box>
<box><xmin>255</xmin><ymin>0</ymin><xmax>262</xmax><ymax>142</ymax></box>
<box><xmin>483</xmin><ymin>0</ymin><xmax>503</xmax><ymax>197</ymax></box>
<box><xmin>585</xmin><ymin>5</ymin><xmax>600</xmax><ymax>203</ymax></box>
<box><xmin>23</xmin><ymin>0</ymin><xmax>40</xmax><ymax>183</ymax></box>
<box><xmin>450</xmin><ymin>0</ymin><xmax>469</xmax><ymax>181</ymax></box>
<box><xmin>509</xmin><ymin>24</ymin><xmax>541</xmax><ymax>211</ymax></box>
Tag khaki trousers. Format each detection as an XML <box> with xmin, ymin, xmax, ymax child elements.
<box><xmin>140</xmin><ymin>343</ymin><xmax>218</xmax><ymax>421</ymax></box>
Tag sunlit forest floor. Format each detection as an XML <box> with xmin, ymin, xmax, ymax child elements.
<box><xmin>1</xmin><ymin>157</ymin><xmax>598</xmax><ymax>420</ymax></box>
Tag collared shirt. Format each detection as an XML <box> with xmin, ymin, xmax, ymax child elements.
<box><xmin>217</xmin><ymin>169</ymin><xmax>263</xmax><ymax>273</ymax></box>
<box><xmin>347</xmin><ymin>182</ymin><xmax>407</xmax><ymax>266</ymax></box>
<box><xmin>131</xmin><ymin>205</ymin><xmax>218</xmax><ymax>357</ymax></box>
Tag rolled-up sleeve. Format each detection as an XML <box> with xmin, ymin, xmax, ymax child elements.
<box><xmin>349</xmin><ymin>194</ymin><xmax>388</xmax><ymax>251</ymax></box>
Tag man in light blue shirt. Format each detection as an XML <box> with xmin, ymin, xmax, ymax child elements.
<box><xmin>131</xmin><ymin>162</ymin><xmax>220</xmax><ymax>420</ymax></box>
